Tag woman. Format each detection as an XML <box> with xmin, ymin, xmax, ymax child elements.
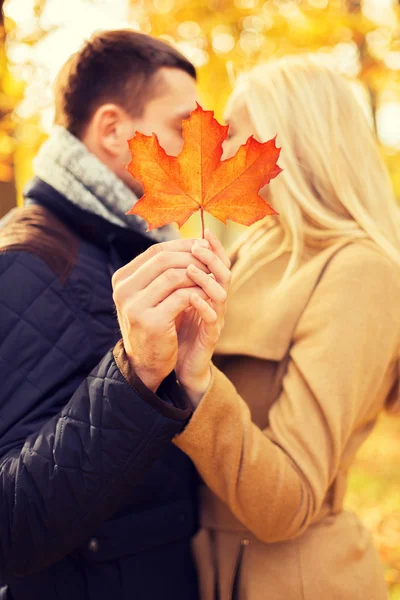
<box><xmin>173</xmin><ymin>56</ymin><xmax>400</xmax><ymax>599</ymax></box>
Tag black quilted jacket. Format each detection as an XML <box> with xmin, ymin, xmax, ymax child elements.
<box><xmin>0</xmin><ymin>178</ymin><xmax>199</xmax><ymax>600</ymax></box>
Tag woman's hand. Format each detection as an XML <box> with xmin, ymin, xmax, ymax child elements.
<box><xmin>175</xmin><ymin>229</ymin><xmax>231</xmax><ymax>407</ymax></box>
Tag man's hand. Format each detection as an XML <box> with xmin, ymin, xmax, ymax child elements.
<box><xmin>112</xmin><ymin>238</ymin><xmax>211</xmax><ymax>392</ymax></box>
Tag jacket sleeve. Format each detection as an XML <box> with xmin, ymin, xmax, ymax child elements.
<box><xmin>0</xmin><ymin>251</ymin><xmax>191</xmax><ymax>578</ymax></box>
<box><xmin>174</xmin><ymin>246</ymin><xmax>400</xmax><ymax>543</ymax></box>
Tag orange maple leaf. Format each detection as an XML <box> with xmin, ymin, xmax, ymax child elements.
<box><xmin>126</xmin><ymin>104</ymin><xmax>281</xmax><ymax>234</ymax></box>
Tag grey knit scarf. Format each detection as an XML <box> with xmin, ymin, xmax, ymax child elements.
<box><xmin>34</xmin><ymin>126</ymin><xmax>176</xmax><ymax>242</ymax></box>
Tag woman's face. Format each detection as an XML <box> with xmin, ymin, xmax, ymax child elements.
<box><xmin>222</xmin><ymin>96</ymin><xmax>273</xmax><ymax>203</ymax></box>
<box><xmin>223</xmin><ymin>99</ymin><xmax>258</xmax><ymax>160</ymax></box>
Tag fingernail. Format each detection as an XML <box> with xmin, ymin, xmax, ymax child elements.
<box><xmin>197</xmin><ymin>239</ymin><xmax>210</xmax><ymax>248</ymax></box>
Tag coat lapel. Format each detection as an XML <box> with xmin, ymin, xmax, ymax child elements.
<box><xmin>215</xmin><ymin>238</ymin><xmax>355</xmax><ymax>362</ymax></box>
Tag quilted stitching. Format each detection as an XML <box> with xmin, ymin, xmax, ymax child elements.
<box><xmin>0</xmin><ymin>182</ymin><xmax>200</xmax><ymax>600</ymax></box>
<box><xmin>0</xmin><ymin>255</ymin><xmax>89</xmax><ymax>401</ymax></box>
<box><xmin>0</xmin><ymin>244</ymin><xmax>194</xmax><ymax>586</ymax></box>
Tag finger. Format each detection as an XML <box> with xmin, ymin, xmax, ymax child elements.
<box><xmin>141</xmin><ymin>268</ymin><xmax>203</xmax><ymax>307</ymax></box>
<box><xmin>186</xmin><ymin>264</ymin><xmax>228</xmax><ymax>304</ymax></box>
<box><xmin>204</xmin><ymin>228</ymin><xmax>231</xmax><ymax>269</ymax></box>
<box><xmin>153</xmin><ymin>287</ymin><xmax>209</xmax><ymax>323</ymax></box>
<box><xmin>115</xmin><ymin>251</ymin><xmax>210</xmax><ymax>302</ymax></box>
<box><xmin>113</xmin><ymin>237</ymin><xmax>210</xmax><ymax>285</ymax></box>
<box><xmin>191</xmin><ymin>245</ymin><xmax>231</xmax><ymax>291</ymax></box>
<box><xmin>190</xmin><ymin>294</ymin><xmax>218</xmax><ymax>324</ymax></box>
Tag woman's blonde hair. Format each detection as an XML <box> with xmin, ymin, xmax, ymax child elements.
<box><xmin>226</xmin><ymin>55</ymin><xmax>400</xmax><ymax>280</ymax></box>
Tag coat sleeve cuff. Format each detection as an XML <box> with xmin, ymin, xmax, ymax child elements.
<box><xmin>173</xmin><ymin>363</ymin><xmax>225</xmax><ymax>447</ymax></box>
<box><xmin>113</xmin><ymin>339</ymin><xmax>192</xmax><ymax>422</ymax></box>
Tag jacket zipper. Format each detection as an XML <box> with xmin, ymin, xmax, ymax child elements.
<box><xmin>230</xmin><ymin>538</ymin><xmax>249</xmax><ymax>600</ymax></box>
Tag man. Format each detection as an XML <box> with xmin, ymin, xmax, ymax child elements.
<box><xmin>0</xmin><ymin>30</ymin><xmax>208</xmax><ymax>600</ymax></box>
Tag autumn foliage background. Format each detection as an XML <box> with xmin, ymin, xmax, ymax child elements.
<box><xmin>0</xmin><ymin>0</ymin><xmax>400</xmax><ymax>596</ymax></box>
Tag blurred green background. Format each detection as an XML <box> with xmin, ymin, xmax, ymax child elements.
<box><xmin>0</xmin><ymin>0</ymin><xmax>399</xmax><ymax>596</ymax></box>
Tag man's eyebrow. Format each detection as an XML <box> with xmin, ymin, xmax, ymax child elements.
<box><xmin>173</xmin><ymin>112</ymin><xmax>192</xmax><ymax>122</ymax></box>
<box><xmin>170</xmin><ymin>107</ymin><xmax>195</xmax><ymax>122</ymax></box>
<box><xmin>180</xmin><ymin>112</ymin><xmax>192</xmax><ymax>121</ymax></box>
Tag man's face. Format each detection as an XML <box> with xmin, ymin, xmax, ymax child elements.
<box><xmin>118</xmin><ymin>67</ymin><xmax>198</xmax><ymax>195</ymax></box>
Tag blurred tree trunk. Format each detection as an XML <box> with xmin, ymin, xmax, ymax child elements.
<box><xmin>0</xmin><ymin>181</ymin><xmax>17</xmax><ymax>218</ymax></box>
<box><xmin>0</xmin><ymin>0</ymin><xmax>17</xmax><ymax>218</ymax></box>
<box><xmin>345</xmin><ymin>0</ymin><xmax>379</xmax><ymax>135</ymax></box>
<box><xmin>345</xmin><ymin>0</ymin><xmax>361</xmax><ymax>12</ymax></box>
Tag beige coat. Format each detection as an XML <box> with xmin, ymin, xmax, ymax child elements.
<box><xmin>175</xmin><ymin>237</ymin><xmax>400</xmax><ymax>600</ymax></box>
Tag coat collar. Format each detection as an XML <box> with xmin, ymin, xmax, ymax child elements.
<box><xmin>215</xmin><ymin>238</ymin><xmax>355</xmax><ymax>362</ymax></box>
<box><xmin>32</xmin><ymin>125</ymin><xmax>174</xmax><ymax>242</ymax></box>
<box><xmin>24</xmin><ymin>177</ymin><xmax>155</xmax><ymax>267</ymax></box>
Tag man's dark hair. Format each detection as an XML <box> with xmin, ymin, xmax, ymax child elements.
<box><xmin>54</xmin><ymin>29</ymin><xmax>197</xmax><ymax>138</ymax></box>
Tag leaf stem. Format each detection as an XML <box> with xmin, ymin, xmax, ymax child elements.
<box><xmin>200</xmin><ymin>207</ymin><xmax>205</xmax><ymax>239</ymax></box>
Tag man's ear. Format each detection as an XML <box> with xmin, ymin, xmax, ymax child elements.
<box><xmin>91</xmin><ymin>103</ymin><xmax>130</xmax><ymax>158</ymax></box>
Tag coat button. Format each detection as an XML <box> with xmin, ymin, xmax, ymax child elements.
<box><xmin>240</xmin><ymin>539</ymin><xmax>250</xmax><ymax>546</ymax></box>
<box><xmin>88</xmin><ymin>537</ymin><xmax>100</xmax><ymax>552</ymax></box>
